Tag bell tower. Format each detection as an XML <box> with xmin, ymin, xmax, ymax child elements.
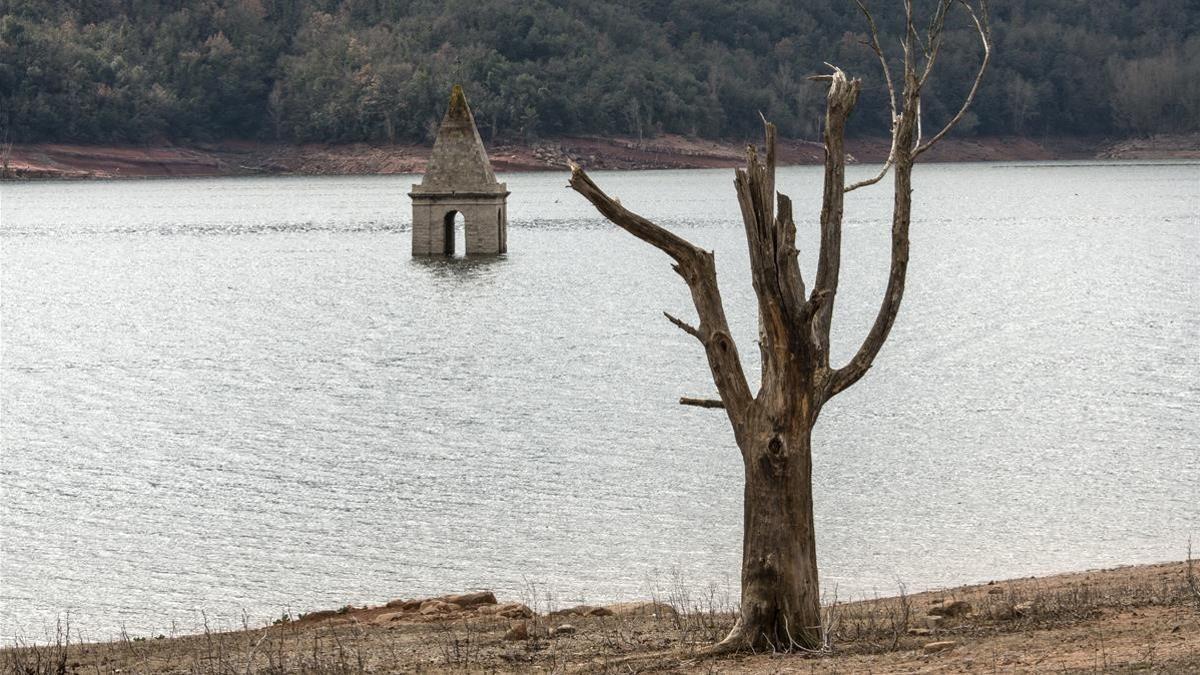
<box><xmin>409</xmin><ymin>85</ymin><xmax>509</xmax><ymax>256</ymax></box>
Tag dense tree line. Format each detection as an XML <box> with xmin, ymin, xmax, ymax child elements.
<box><xmin>1</xmin><ymin>0</ymin><xmax>1196</xmax><ymax>145</ymax></box>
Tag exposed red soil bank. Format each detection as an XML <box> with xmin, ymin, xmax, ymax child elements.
<box><xmin>4</xmin><ymin>133</ymin><xmax>1196</xmax><ymax>180</ymax></box>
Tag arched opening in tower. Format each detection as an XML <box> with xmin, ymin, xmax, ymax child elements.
<box><xmin>442</xmin><ymin>210</ymin><xmax>465</xmax><ymax>257</ymax></box>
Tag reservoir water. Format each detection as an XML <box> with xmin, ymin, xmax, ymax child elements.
<box><xmin>1</xmin><ymin>161</ymin><xmax>1198</xmax><ymax>641</ymax></box>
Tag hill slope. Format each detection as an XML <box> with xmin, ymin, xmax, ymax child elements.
<box><xmin>1</xmin><ymin>0</ymin><xmax>1198</xmax><ymax>146</ymax></box>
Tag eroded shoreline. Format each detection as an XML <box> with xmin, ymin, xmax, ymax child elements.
<box><xmin>4</xmin><ymin>133</ymin><xmax>1198</xmax><ymax>181</ymax></box>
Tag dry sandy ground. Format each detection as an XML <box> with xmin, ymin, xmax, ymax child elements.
<box><xmin>4</xmin><ymin>133</ymin><xmax>1196</xmax><ymax>180</ymax></box>
<box><xmin>4</xmin><ymin>561</ymin><xmax>1197</xmax><ymax>673</ymax></box>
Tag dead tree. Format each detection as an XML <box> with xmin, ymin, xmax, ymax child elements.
<box><xmin>568</xmin><ymin>0</ymin><xmax>990</xmax><ymax>653</ymax></box>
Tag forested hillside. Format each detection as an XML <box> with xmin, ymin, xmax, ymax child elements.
<box><xmin>1</xmin><ymin>0</ymin><xmax>1197</xmax><ymax>145</ymax></box>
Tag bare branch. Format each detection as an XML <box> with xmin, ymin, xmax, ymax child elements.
<box><xmin>664</xmin><ymin>311</ymin><xmax>702</xmax><ymax>341</ymax></box>
<box><xmin>568</xmin><ymin>162</ymin><xmax>700</xmax><ymax>265</ymax></box>
<box><xmin>828</xmin><ymin>0</ymin><xmax>940</xmax><ymax>400</ymax></box>
<box><xmin>773</xmin><ymin>193</ymin><xmax>805</xmax><ymax>312</ymax></box>
<box><xmin>680</xmin><ymin>397</ymin><xmax>725</xmax><ymax>409</ymax></box>
<box><xmin>901</xmin><ymin>0</ymin><xmax>919</xmax><ymax>150</ymax></box>
<box><xmin>845</xmin><ymin>157</ymin><xmax>894</xmax><ymax>194</ymax></box>
<box><xmin>915</xmin><ymin>97</ymin><xmax>923</xmax><ymax>149</ymax></box>
<box><xmin>568</xmin><ymin>162</ymin><xmax>754</xmax><ymax>420</ymax></box>
<box><xmin>829</xmin><ymin>41</ymin><xmax>925</xmax><ymax>400</ymax></box>
<box><xmin>845</xmin><ymin>0</ymin><xmax>899</xmax><ymax>194</ymax></box>
<box><xmin>807</xmin><ymin>61</ymin><xmax>843</xmax><ymax>83</ymax></box>
<box><xmin>918</xmin><ymin>0</ymin><xmax>954</xmax><ymax>87</ymax></box>
<box><xmin>861</xmin><ymin>3</ymin><xmax>898</xmax><ymax>114</ymax></box>
<box><xmin>734</xmin><ymin>119</ymin><xmax>811</xmax><ymax>387</ymax></box>
<box><xmin>828</xmin><ymin>195</ymin><xmax>912</xmax><ymax>398</ymax></box>
<box><xmin>914</xmin><ymin>0</ymin><xmax>991</xmax><ymax>158</ymax></box>
<box><xmin>809</xmin><ymin>66</ymin><xmax>861</xmax><ymax>355</ymax></box>
<box><xmin>903</xmin><ymin>0</ymin><xmax>916</xmax><ymax>59</ymax></box>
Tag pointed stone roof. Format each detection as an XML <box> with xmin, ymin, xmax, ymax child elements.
<box><xmin>414</xmin><ymin>85</ymin><xmax>503</xmax><ymax>194</ymax></box>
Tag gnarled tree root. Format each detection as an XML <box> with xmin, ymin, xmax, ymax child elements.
<box><xmin>697</xmin><ymin>621</ymin><xmax>825</xmax><ymax>658</ymax></box>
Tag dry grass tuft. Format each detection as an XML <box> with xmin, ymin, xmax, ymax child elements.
<box><xmin>3</xmin><ymin>560</ymin><xmax>1197</xmax><ymax>673</ymax></box>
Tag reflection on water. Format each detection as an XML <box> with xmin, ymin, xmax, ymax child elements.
<box><xmin>411</xmin><ymin>253</ymin><xmax>510</xmax><ymax>278</ymax></box>
<box><xmin>1</xmin><ymin>161</ymin><xmax>1198</xmax><ymax>640</ymax></box>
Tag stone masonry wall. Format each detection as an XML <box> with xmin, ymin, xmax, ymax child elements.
<box><xmin>411</xmin><ymin>197</ymin><xmax>507</xmax><ymax>255</ymax></box>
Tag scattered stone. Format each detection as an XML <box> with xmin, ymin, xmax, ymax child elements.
<box><xmin>997</xmin><ymin>600</ymin><xmax>1034</xmax><ymax>620</ymax></box>
<box><xmin>442</xmin><ymin>591</ymin><xmax>497</xmax><ymax>608</ymax></box>
<box><xmin>503</xmin><ymin>621</ymin><xmax>529</xmax><ymax>641</ymax></box>
<box><xmin>603</xmin><ymin>601</ymin><xmax>678</xmax><ymax>618</ymax></box>
<box><xmin>923</xmin><ymin>640</ymin><xmax>957</xmax><ymax>654</ymax></box>
<box><xmin>908</xmin><ymin>627</ymin><xmax>932</xmax><ymax>636</ymax></box>
<box><xmin>924</xmin><ymin>614</ymin><xmax>946</xmax><ymax>629</ymax></box>
<box><xmin>479</xmin><ymin>603</ymin><xmax>535</xmax><ymax>619</ymax></box>
<box><xmin>501</xmin><ymin>604</ymin><xmax>534</xmax><ymax>619</ymax></box>
<box><xmin>385</xmin><ymin>598</ymin><xmax>422</xmax><ymax>611</ymax></box>
<box><xmin>418</xmin><ymin>600</ymin><xmax>460</xmax><ymax>615</ymax></box>
<box><xmin>550</xmin><ymin>624</ymin><xmax>576</xmax><ymax>637</ymax></box>
<box><xmin>928</xmin><ymin>600</ymin><xmax>971</xmax><ymax>617</ymax></box>
<box><xmin>373</xmin><ymin>612</ymin><xmax>404</xmax><ymax>625</ymax></box>
<box><xmin>987</xmin><ymin>587</ymin><xmax>1004</xmax><ymax>595</ymax></box>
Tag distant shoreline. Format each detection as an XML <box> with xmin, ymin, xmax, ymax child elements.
<box><xmin>4</xmin><ymin>133</ymin><xmax>1198</xmax><ymax>181</ymax></box>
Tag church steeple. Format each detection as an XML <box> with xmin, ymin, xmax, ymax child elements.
<box><xmin>409</xmin><ymin>85</ymin><xmax>509</xmax><ymax>256</ymax></box>
<box><xmin>416</xmin><ymin>85</ymin><xmax>502</xmax><ymax>192</ymax></box>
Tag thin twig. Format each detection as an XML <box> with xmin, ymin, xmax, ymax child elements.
<box><xmin>242</xmin><ymin>630</ymin><xmax>270</xmax><ymax>675</ymax></box>
<box><xmin>663</xmin><ymin>311</ymin><xmax>703</xmax><ymax>341</ymax></box>
<box><xmin>914</xmin><ymin>0</ymin><xmax>991</xmax><ymax>157</ymax></box>
<box><xmin>846</xmin><ymin>0</ymin><xmax>899</xmax><ymax>193</ymax></box>
<box><xmin>918</xmin><ymin>0</ymin><xmax>954</xmax><ymax>87</ymax></box>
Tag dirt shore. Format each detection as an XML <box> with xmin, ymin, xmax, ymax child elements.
<box><xmin>4</xmin><ymin>561</ymin><xmax>1197</xmax><ymax>673</ymax></box>
<box><xmin>3</xmin><ymin>133</ymin><xmax>1197</xmax><ymax>180</ymax></box>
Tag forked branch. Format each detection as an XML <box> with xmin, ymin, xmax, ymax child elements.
<box><xmin>917</xmin><ymin>0</ymin><xmax>955</xmax><ymax>87</ymax></box>
<box><xmin>846</xmin><ymin>0</ymin><xmax>898</xmax><ymax>193</ymax></box>
<box><xmin>730</xmin><ymin>118</ymin><xmax>815</xmax><ymax>383</ymax></box>
<box><xmin>827</xmin><ymin>0</ymin><xmax>989</xmax><ymax>399</ymax></box>
<box><xmin>914</xmin><ymin>0</ymin><xmax>991</xmax><ymax>157</ymax></box>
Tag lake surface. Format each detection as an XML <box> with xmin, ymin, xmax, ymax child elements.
<box><xmin>2</xmin><ymin>161</ymin><xmax>1198</xmax><ymax>641</ymax></box>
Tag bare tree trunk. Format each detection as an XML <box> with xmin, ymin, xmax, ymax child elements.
<box><xmin>567</xmin><ymin>0</ymin><xmax>990</xmax><ymax>654</ymax></box>
<box><xmin>722</xmin><ymin>423</ymin><xmax>821</xmax><ymax>650</ymax></box>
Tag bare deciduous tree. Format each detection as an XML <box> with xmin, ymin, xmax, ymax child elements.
<box><xmin>568</xmin><ymin>0</ymin><xmax>990</xmax><ymax>653</ymax></box>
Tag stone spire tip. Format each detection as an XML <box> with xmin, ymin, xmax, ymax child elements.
<box><xmin>448</xmin><ymin>84</ymin><xmax>468</xmax><ymax>119</ymax></box>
